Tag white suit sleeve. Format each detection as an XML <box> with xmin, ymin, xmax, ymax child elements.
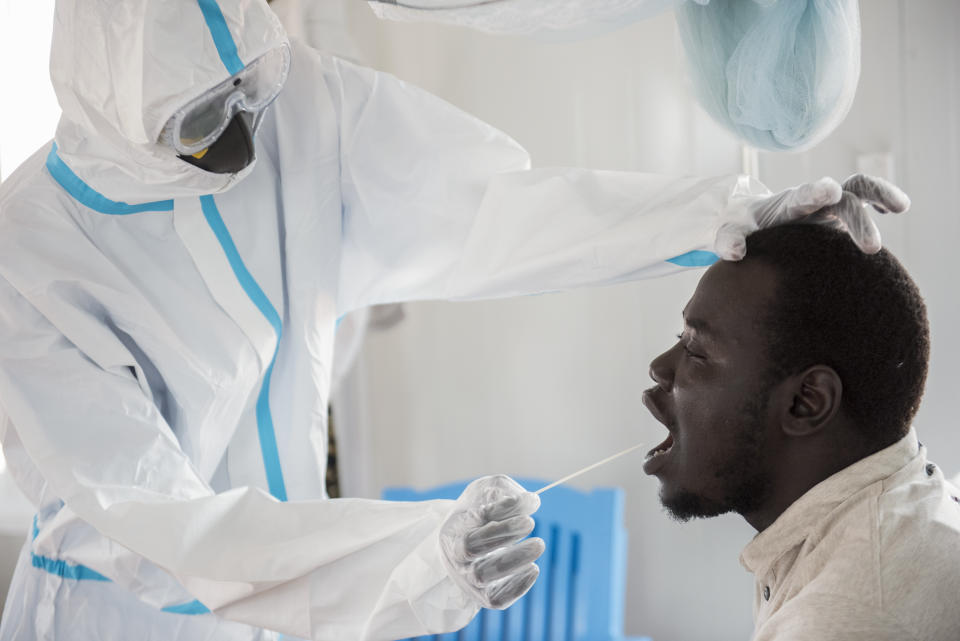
<box><xmin>331</xmin><ymin>56</ymin><xmax>769</xmax><ymax>313</ymax></box>
<box><xmin>0</xmin><ymin>273</ymin><xmax>477</xmax><ymax>640</ymax></box>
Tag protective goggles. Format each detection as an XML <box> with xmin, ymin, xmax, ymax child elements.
<box><xmin>161</xmin><ymin>44</ymin><xmax>291</xmax><ymax>156</ymax></box>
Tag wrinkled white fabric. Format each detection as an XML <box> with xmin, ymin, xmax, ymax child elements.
<box><xmin>741</xmin><ymin>430</ymin><xmax>960</xmax><ymax>640</ymax></box>
<box><xmin>0</xmin><ymin>21</ymin><xmax>770</xmax><ymax>641</ymax></box>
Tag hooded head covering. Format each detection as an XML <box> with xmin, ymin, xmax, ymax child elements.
<box><xmin>50</xmin><ymin>0</ymin><xmax>288</xmax><ymax>201</ymax></box>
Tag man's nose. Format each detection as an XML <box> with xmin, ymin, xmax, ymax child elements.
<box><xmin>648</xmin><ymin>345</ymin><xmax>677</xmax><ymax>391</ymax></box>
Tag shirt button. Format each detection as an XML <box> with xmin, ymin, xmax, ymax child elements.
<box><xmin>763</xmin><ymin>586</ymin><xmax>771</xmax><ymax>601</ymax></box>
<box><xmin>926</xmin><ymin>463</ymin><xmax>936</xmax><ymax>476</ymax></box>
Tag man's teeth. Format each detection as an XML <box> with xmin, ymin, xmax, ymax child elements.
<box><xmin>646</xmin><ymin>444</ymin><xmax>673</xmax><ymax>459</ymax></box>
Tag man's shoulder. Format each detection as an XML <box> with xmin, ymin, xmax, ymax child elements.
<box><xmin>783</xmin><ymin>460</ymin><xmax>960</xmax><ymax>639</ymax></box>
<box><xmin>868</xmin><ymin>463</ymin><xmax>960</xmax><ymax>638</ymax></box>
<box><xmin>877</xmin><ymin>461</ymin><xmax>960</xmax><ymax>555</ymax></box>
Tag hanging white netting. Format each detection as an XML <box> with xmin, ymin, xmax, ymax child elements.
<box><xmin>675</xmin><ymin>0</ymin><xmax>860</xmax><ymax>151</ymax></box>
<box><xmin>367</xmin><ymin>0</ymin><xmax>861</xmax><ymax>151</ymax></box>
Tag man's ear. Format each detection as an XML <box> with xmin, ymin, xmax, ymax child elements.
<box><xmin>779</xmin><ymin>366</ymin><xmax>843</xmax><ymax>437</ymax></box>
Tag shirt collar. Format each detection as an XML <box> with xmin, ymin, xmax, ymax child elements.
<box><xmin>740</xmin><ymin>428</ymin><xmax>922</xmax><ymax>577</ymax></box>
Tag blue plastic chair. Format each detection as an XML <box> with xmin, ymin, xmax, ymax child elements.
<box><xmin>382</xmin><ymin>479</ymin><xmax>651</xmax><ymax>641</ymax></box>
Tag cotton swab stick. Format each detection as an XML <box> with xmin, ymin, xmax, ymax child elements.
<box><xmin>534</xmin><ymin>442</ymin><xmax>647</xmax><ymax>495</ymax></box>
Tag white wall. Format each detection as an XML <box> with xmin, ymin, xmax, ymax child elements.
<box><xmin>330</xmin><ymin>3</ymin><xmax>960</xmax><ymax>641</ymax></box>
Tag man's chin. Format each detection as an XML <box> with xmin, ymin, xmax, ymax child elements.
<box><xmin>660</xmin><ymin>487</ymin><xmax>732</xmax><ymax>523</ymax></box>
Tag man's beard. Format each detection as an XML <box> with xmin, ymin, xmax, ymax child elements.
<box><xmin>661</xmin><ymin>387</ymin><xmax>773</xmax><ymax>523</ymax></box>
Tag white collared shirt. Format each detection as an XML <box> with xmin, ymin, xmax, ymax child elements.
<box><xmin>740</xmin><ymin>429</ymin><xmax>960</xmax><ymax>640</ymax></box>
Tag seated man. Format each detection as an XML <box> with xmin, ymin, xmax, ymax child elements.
<box><xmin>641</xmin><ymin>224</ymin><xmax>960</xmax><ymax>640</ymax></box>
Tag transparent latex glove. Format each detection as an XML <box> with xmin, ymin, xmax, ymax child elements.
<box><xmin>716</xmin><ymin>174</ymin><xmax>911</xmax><ymax>260</ymax></box>
<box><xmin>439</xmin><ymin>475</ymin><xmax>545</xmax><ymax>610</ymax></box>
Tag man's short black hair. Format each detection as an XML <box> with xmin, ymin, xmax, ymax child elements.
<box><xmin>744</xmin><ymin>224</ymin><xmax>929</xmax><ymax>451</ymax></box>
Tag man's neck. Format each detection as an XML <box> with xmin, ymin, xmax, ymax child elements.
<box><xmin>742</xmin><ymin>430</ymin><xmax>868</xmax><ymax>532</ymax></box>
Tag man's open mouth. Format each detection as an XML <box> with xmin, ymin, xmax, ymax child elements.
<box><xmin>645</xmin><ymin>433</ymin><xmax>675</xmax><ymax>460</ymax></box>
<box><xmin>642</xmin><ymin>388</ymin><xmax>676</xmax><ymax>474</ymax></box>
<box><xmin>643</xmin><ymin>433</ymin><xmax>675</xmax><ymax>474</ymax></box>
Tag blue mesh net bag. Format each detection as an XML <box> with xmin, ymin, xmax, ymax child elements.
<box><xmin>369</xmin><ymin>0</ymin><xmax>861</xmax><ymax>151</ymax></box>
<box><xmin>675</xmin><ymin>0</ymin><xmax>861</xmax><ymax>151</ymax></box>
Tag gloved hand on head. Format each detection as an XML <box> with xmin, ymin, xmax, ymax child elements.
<box><xmin>715</xmin><ymin>174</ymin><xmax>911</xmax><ymax>260</ymax></box>
<box><xmin>439</xmin><ymin>475</ymin><xmax>545</xmax><ymax>610</ymax></box>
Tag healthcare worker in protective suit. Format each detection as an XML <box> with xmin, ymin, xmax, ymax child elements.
<box><xmin>0</xmin><ymin>1</ymin><xmax>907</xmax><ymax>640</ymax></box>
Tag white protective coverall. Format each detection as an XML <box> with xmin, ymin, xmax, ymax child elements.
<box><xmin>0</xmin><ymin>1</ymin><xmax>885</xmax><ymax>640</ymax></box>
